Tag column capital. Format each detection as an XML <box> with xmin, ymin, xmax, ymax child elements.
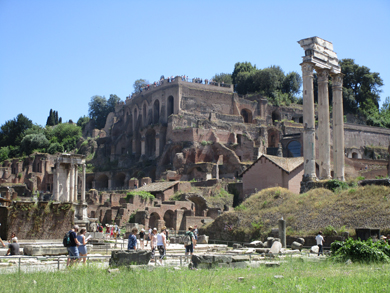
<box><xmin>301</xmin><ymin>62</ymin><xmax>314</xmax><ymax>77</ymax></box>
<box><xmin>332</xmin><ymin>74</ymin><xmax>344</xmax><ymax>88</ymax></box>
<box><xmin>317</xmin><ymin>69</ymin><xmax>330</xmax><ymax>84</ymax></box>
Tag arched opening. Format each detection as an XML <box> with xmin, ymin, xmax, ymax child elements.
<box><xmin>241</xmin><ymin>109</ymin><xmax>253</xmax><ymax>123</ymax></box>
<box><xmin>86</xmin><ymin>176</ymin><xmax>94</xmax><ymax>190</ymax></box>
<box><xmin>133</xmin><ymin>108</ymin><xmax>138</xmax><ymax>131</ymax></box>
<box><xmin>272</xmin><ymin>110</ymin><xmax>281</xmax><ymax>123</ymax></box>
<box><xmin>113</xmin><ymin>173</ymin><xmax>126</xmax><ymax>188</ymax></box>
<box><xmin>37</xmin><ymin>177</ymin><xmax>42</xmax><ymax>192</ymax></box>
<box><xmin>153</xmin><ymin>100</ymin><xmax>160</xmax><ymax>124</ymax></box>
<box><xmin>96</xmin><ymin>174</ymin><xmax>109</xmax><ymax>189</ymax></box>
<box><xmin>163</xmin><ymin>210</ymin><xmax>175</xmax><ymax>229</ymax></box>
<box><xmin>287</xmin><ymin>141</ymin><xmax>302</xmax><ymax>157</ymax></box>
<box><xmin>145</xmin><ymin>129</ymin><xmax>156</xmax><ymax>158</ymax></box>
<box><xmin>167</xmin><ymin>96</ymin><xmax>174</xmax><ymax>117</ymax></box>
<box><xmin>352</xmin><ymin>152</ymin><xmax>358</xmax><ymax>159</ymax></box>
<box><xmin>298</xmin><ymin>116</ymin><xmax>303</xmax><ymax>123</ymax></box>
<box><xmin>143</xmin><ymin>104</ymin><xmax>147</xmax><ymax>126</ymax></box>
<box><xmin>149</xmin><ymin>212</ymin><xmax>160</xmax><ymax>229</ymax></box>
<box><xmin>268</xmin><ymin>129</ymin><xmax>279</xmax><ymax>148</ymax></box>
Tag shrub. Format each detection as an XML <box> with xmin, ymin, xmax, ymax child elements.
<box><xmin>325</xmin><ymin>179</ymin><xmax>349</xmax><ymax>192</ymax></box>
<box><xmin>126</xmin><ymin>191</ymin><xmax>154</xmax><ymax>201</ymax></box>
<box><xmin>331</xmin><ymin>238</ymin><xmax>390</xmax><ymax>263</ymax></box>
<box><xmin>323</xmin><ymin>225</ymin><xmax>336</xmax><ymax>236</ymax></box>
<box><xmin>356</xmin><ymin>176</ymin><xmax>365</xmax><ymax>181</ymax></box>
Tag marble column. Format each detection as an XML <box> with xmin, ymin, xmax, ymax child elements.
<box><xmin>155</xmin><ymin>133</ymin><xmax>160</xmax><ymax>157</ymax></box>
<box><xmin>54</xmin><ymin>161</ymin><xmax>60</xmax><ymax>201</ymax></box>
<box><xmin>82</xmin><ymin>164</ymin><xmax>86</xmax><ymax>203</ymax></box>
<box><xmin>332</xmin><ymin>74</ymin><xmax>345</xmax><ymax>181</ymax></box>
<box><xmin>301</xmin><ymin>63</ymin><xmax>317</xmax><ymax>181</ymax></box>
<box><xmin>317</xmin><ymin>69</ymin><xmax>331</xmax><ymax>179</ymax></box>
<box><xmin>74</xmin><ymin>164</ymin><xmax>78</xmax><ymax>202</ymax></box>
<box><xmin>141</xmin><ymin>136</ymin><xmax>145</xmax><ymax>156</ymax></box>
<box><xmin>69</xmin><ymin>164</ymin><xmax>74</xmax><ymax>202</ymax></box>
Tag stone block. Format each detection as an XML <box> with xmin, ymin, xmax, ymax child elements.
<box><xmin>269</xmin><ymin>241</ymin><xmax>282</xmax><ymax>254</ymax></box>
<box><xmin>265</xmin><ymin>262</ymin><xmax>280</xmax><ymax>267</ymax></box>
<box><xmin>291</xmin><ymin>241</ymin><xmax>303</xmax><ymax>251</ymax></box>
<box><xmin>255</xmin><ymin>248</ymin><xmax>270</xmax><ymax>254</ymax></box>
<box><xmin>197</xmin><ymin>235</ymin><xmax>209</xmax><ymax>244</ymax></box>
<box><xmin>296</xmin><ymin>238</ymin><xmax>305</xmax><ymax>245</ymax></box>
<box><xmin>232</xmin><ymin>255</ymin><xmax>250</xmax><ymax>262</ymax></box>
<box><xmin>310</xmin><ymin>245</ymin><xmax>319</xmax><ymax>254</ymax></box>
<box><xmin>231</xmin><ymin>261</ymin><xmax>249</xmax><ymax>268</ymax></box>
<box><xmin>109</xmin><ymin>250</ymin><xmax>152</xmax><ymax>267</ymax></box>
<box><xmin>233</xmin><ymin>243</ymin><xmax>242</xmax><ymax>249</ymax></box>
<box><xmin>88</xmin><ymin>232</ymin><xmax>104</xmax><ymax>239</ymax></box>
<box><xmin>24</xmin><ymin>245</ymin><xmax>67</xmax><ymax>256</ymax></box>
<box><xmin>191</xmin><ymin>255</ymin><xmax>232</xmax><ymax>269</ymax></box>
<box><xmin>244</xmin><ymin>240</ymin><xmax>263</xmax><ymax>248</ymax></box>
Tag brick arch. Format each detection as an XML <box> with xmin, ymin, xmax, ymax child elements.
<box><xmin>167</xmin><ymin>95</ymin><xmax>174</xmax><ymax>117</ymax></box>
<box><xmin>149</xmin><ymin>212</ymin><xmax>161</xmax><ymax>229</ymax></box>
<box><xmin>153</xmin><ymin>99</ymin><xmax>160</xmax><ymax>124</ymax></box>
<box><xmin>241</xmin><ymin>108</ymin><xmax>253</xmax><ymax>123</ymax></box>
<box><xmin>163</xmin><ymin>210</ymin><xmax>175</xmax><ymax>229</ymax></box>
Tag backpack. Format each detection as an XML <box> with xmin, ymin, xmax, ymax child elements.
<box><xmin>63</xmin><ymin>231</ymin><xmax>71</xmax><ymax>247</ymax></box>
<box><xmin>184</xmin><ymin>232</ymin><xmax>192</xmax><ymax>246</ymax></box>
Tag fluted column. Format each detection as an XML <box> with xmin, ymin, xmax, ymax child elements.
<box><xmin>54</xmin><ymin>161</ymin><xmax>60</xmax><ymax>201</ymax></box>
<box><xmin>332</xmin><ymin>74</ymin><xmax>345</xmax><ymax>180</ymax></box>
<box><xmin>301</xmin><ymin>63</ymin><xmax>317</xmax><ymax>181</ymax></box>
<box><xmin>69</xmin><ymin>164</ymin><xmax>74</xmax><ymax>202</ymax></box>
<box><xmin>82</xmin><ymin>164</ymin><xmax>86</xmax><ymax>202</ymax></box>
<box><xmin>74</xmin><ymin>164</ymin><xmax>78</xmax><ymax>202</ymax></box>
<box><xmin>317</xmin><ymin>69</ymin><xmax>331</xmax><ymax>179</ymax></box>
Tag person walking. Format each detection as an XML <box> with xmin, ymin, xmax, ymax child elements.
<box><xmin>184</xmin><ymin>226</ymin><xmax>196</xmax><ymax>262</ymax></box>
<box><xmin>147</xmin><ymin>226</ymin><xmax>152</xmax><ymax>247</ymax></box>
<box><xmin>156</xmin><ymin>228</ymin><xmax>167</xmax><ymax>265</ymax></box>
<box><xmin>127</xmin><ymin>227</ymin><xmax>138</xmax><ymax>250</ymax></box>
<box><xmin>67</xmin><ymin>225</ymin><xmax>81</xmax><ymax>266</ymax></box>
<box><xmin>150</xmin><ymin>228</ymin><xmax>158</xmax><ymax>261</ymax></box>
<box><xmin>315</xmin><ymin>231</ymin><xmax>324</xmax><ymax>256</ymax></box>
<box><xmin>139</xmin><ymin>228</ymin><xmax>145</xmax><ymax>249</ymax></box>
<box><xmin>6</xmin><ymin>237</ymin><xmax>20</xmax><ymax>255</ymax></box>
<box><xmin>193</xmin><ymin>225</ymin><xmax>199</xmax><ymax>242</ymax></box>
<box><xmin>77</xmin><ymin>228</ymin><xmax>89</xmax><ymax>265</ymax></box>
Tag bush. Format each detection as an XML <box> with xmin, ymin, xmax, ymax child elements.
<box><xmin>325</xmin><ymin>179</ymin><xmax>349</xmax><ymax>192</ymax></box>
<box><xmin>331</xmin><ymin>238</ymin><xmax>390</xmax><ymax>263</ymax></box>
<box><xmin>47</xmin><ymin>142</ymin><xmax>64</xmax><ymax>154</ymax></box>
<box><xmin>126</xmin><ymin>191</ymin><xmax>154</xmax><ymax>201</ymax></box>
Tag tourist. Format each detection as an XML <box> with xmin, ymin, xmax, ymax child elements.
<box><xmin>105</xmin><ymin>224</ymin><xmax>110</xmax><ymax>238</ymax></box>
<box><xmin>6</xmin><ymin>237</ymin><xmax>20</xmax><ymax>255</ymax></box>
<box><xmin>150</xmin><ymin>228</ymin><xmax>158</xmax><ymax>261</ymax></box>
<box><xmin>147</xmin><ymin>226</ymin><xmax>152</xmax><ymax>247</ymax></box>
<box><xmin>110</xmin><ymin>225</ymin><xmax>114</xmax><ymax>238</ymax></box>
<box><xmin>0</xmin><ymin>237</ymin><xmax>5</xmax><ymax>248</ymax></box>
<box><xmin>139</xmin><ymin>228</ymin><xmax>145</xmax><ymax>249</ymax></box>
<box><xmin>156</xmin><ymin>228</ymin><xmax>167</xmax><ymax>265</ymax></box>
<box><xmin>184</xmin><ymin>226</ymin><xmax>196</xmax><ymax>262</ymax></box>
<box><xmin>193</xmin><ymin>225</ymin><xmax>199</xmax><ymax>241</ymax></box>
<box><xmin>77</xmin><ymin>228</ymin><xmax>89</xmax><ymax>265</ymax></box>
<box><xmin>8</xmin><ymin>232</ymin><xmax>15</xmax><ymax>243</ymax></box>
<box><xmin>315</xmin><ymin>231</ymin><xmax>324</xmax><ymax>256</ymax></box>
<box><xmin>67</xmin><ymin>225</ymin><xmax>81</xmax><ymax>266</ymax></box>
<box><xmin>127</xmin><ymin>227</ymin><xmax>138</xmax><ymax>250</ymax></box>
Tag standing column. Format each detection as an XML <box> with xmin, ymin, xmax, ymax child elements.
<box><xmin>332</xmin><ymin>74</ymin><xmax>345</xmax><ymax>181</ymax></box>
<box><xmin>141</xmin><ymin>136</ymin><xmax>145</xmax><ymax>156</ymax></box>
<box><xmin>74</xmin><ymin>164</ymin><xmax>78</xmax><ymax>202</ymax></box>
<box><xmin>54</xmin><ymin>161</ymin><xmax>60</xmax><ymax>201</ymax></box>
<box><xmin>155</xmin><ymin>133</ymin><xmax>160</xmax><ymax>157</ymax></box>
<box><xmin>82</xmin><ymin>164</ymin><xmax>86</xmax><ymax>203</ymax></box>
<box><xmin>301</xmin><ymin>63</ymin><xmax>317</xmax><ymax>181</ymax></box>
<box><xmin>317</xmin><ymin>69</ymin><xmax>331</xmax><ymax>179</ymax></box>
<box><xmin>69</xmin><ymin>164</ymin><xmax>74</xmax><ymax>202</ymax></box>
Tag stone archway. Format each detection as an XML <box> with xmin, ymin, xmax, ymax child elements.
<box><xmin>187</xmin><ymin>193</ymin><xmax>208</xmax><ymax>216</ymax></box>
<box><xmin>167</xmin><ymin>96</ymin><xmax>174</xmax><ymax>117</ymax></box>
<box><xmin>96</xmin><ymin>174</ymin><xmax>109</xmax><ymax>189</ymax></box>
<box><xmin>272</xmin><ymin>110</ymin><xmax>281</xmax><ymax>123</ymax></box>
<box><xmin>163</xmin><ymin>210</ymin><xmax>175</xmax><ymax>229</ymax></box>
<box><xmin>145</xmin><ymin>129</ymin><xmax>156</xmax><ymax>158</ymax></box>
<box><xmin>113</xmin><ymin>172</ymin><xmax>126</xmax><ymax>188</ymax></box>
<box><xmin>153</xmin><ymin>100</ymin><xmax>160</xmax><ymax>124</ymax></box>
<box><xmin>149</xmin><ymin>212</ymin><xmax>160</xmax><ymax>229</ymax></box>
<box><xmin>241</xmin><ymin>109</ymin><xmax>253</xmax><ymax>123</ymax></box>
<box><xmin>86</xmin><ymin>176</ymin><xmax>94</xmax><ymax>190</ymax></box>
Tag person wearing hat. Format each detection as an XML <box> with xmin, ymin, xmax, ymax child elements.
<box><xmin>184</xmin><ymin>226</ymin><xmax>196</xmax><ymax>262</ymax></box>
<box><xmin>6</xmin><ymin>237</ymin><xmax>20</xmax><ymax>255</ymax></box>
<box><xmin>67</xmin><ymin>225</ymin><xmax>81</xmax><ymax>266</ymax></box>
<box><xmin>139</xmin><ymin>228</ymin><xmax>145</xmax><ymax>249</ymax></box>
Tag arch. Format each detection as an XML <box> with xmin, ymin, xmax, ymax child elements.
<box><xmin>286</xmin><ymin>140</ymin><xmax>302</xmax><ymax>157</ymax></box>
<box><xmin>241</xmin><ymin>109</ymin><xmax>253</xmax><ymax>123</ymax></box>
<box><xmin>37</xmin><ymin>176</ymin><xmax>42</xmax><ymax>191</ymax></box>
<box><xmin>352</xmin><ymin>152</ymin><xmax>358</xmax><ymax>159</ymax></box>
<box><xmin>153</xmin><ymin>100</ymin><xmax>160</xmax><ymax>124</ymax></box>
<box><xmin>113</xmin><ymin>172</ymin><xmax>126</xmax><ymax>188</ymax></box>
<box><xmin>163</xmin><ymin>210</ymin><xmax>175</xmax><ymax>229</ymax></box>
<box><xmin>86</xmin><ymin>176</ymin><xmax>94</xmax><ymax>190</ymax></box>
<box><xmin>145</xmin><ymin>129</ymin><xmax>156</xmax><ymax>158</ymax></box>
<box><xmin>167</xmin><ymin>96</ymin><xmax>174</xmax><ymax>117</ymax></box>
<box><xmin>143</xmin><ymin>102</ymin><xmax>148</xmax><ymax>126</ymax></box>
<box><xmin>149</xmin><ymin>212</ymin><xmax>160</xmax><ymax>229</ymax></box>
<box><xmin>96</xmin><ymin>174</ymin><xmax>109</xmax><ymax>189</ymax></box>
<box><xmin>133</xmin><ymin>107</ymin><xmax>138</xmax><ymax>131</ymax></box>
<box><xmin>268</xmin><ymin>129</ymin><xmax>279</xmax><ymax>148</ymax></box>
<box><xmin>272</xmin><ymin>110</ymin><xmax>281</xmax><ymax>123</ymax></box>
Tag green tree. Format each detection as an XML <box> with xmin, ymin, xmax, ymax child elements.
<box><xmin>0</xmin><ymin>146</ymin><xmax>10</xmax><ymax>162</ymax></box>
<box><xmin>77</xmin><ymin>116</ymin><xmax>90</xmax><ymax>130</ymax></box>
<box><xmin>88</xmin><ymin>94</ymin><xmax>121</xmax><ymax>129</ymax></box>
<box><xmin>212</xmin><ymin>73</ymin><xmax>233</xmax><ymax>84</ymax></box>
<box><xmin>20</xmin><ymin>133</ymin><xmax>50</xmax><ymax>155</ymax></box>
<box><xmin>46</xmin><ymin>109</ymin><xmax>55</xmax><ymax>126</ymax></box>
<box><xmin>232</xmin><ymin>62</ymin><xmax>256</xmax><ymax>86</ymax></box>
<box><xmin>0</xmin><ymin>114</ymin><xmax>33</xmax><ymax>147</ymax></box>
<box><xmin>47</xmin><ymin>142</ymin><xmax>64</xmax><ymax>154</ymax></box>
<box><xmin>133</xmin><ymin>79</ymin><xmax>149</xmax><ymax>93</ymax></box>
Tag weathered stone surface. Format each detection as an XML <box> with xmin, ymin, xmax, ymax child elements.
<box><xmin>255</xmin><ymin>248</ymin><xmax>270</xmax><ymax>254</ymax></box>
<box><xmin>191</xmin><ymin>255</ymin><xmax>232</xmax><ymax>269</ymax></box>
<box><xmin>310</xmin><ymin>245</ymin><xmax>319</xmax><ymax>254</ymax></box>
<box><xmin>232</xmin><ymin>255</ymin><xmax>250</xmax><ymax>262</ymax></box>
<box><xmin>265</xmin><ymin>262</ymin><xmax>280</xmax><ymax>267</ymax></box>
<box><xmin>197</xmin><ymin>235</ymin><xmax>209</xmax><ymax>244</ymax></box>
<box><xmin>233</xmin><ymin>243</ymin><xmax>243</xmax><ymax>249</ymax></box>
<box><xmin>109</xmin><ymin>250</ymin><xmax>152</xmax><ymax>267</ymax></box>
<box><xmin>269</xmin><ymin>241</ymin><xmax>282</xmax><ymax>254</ymax></box>
<box><xmin>291</xmin><ymin>241</ymin><xmax>303</xmax><ymax>251</ymax></box>
<box><xmin>296</xmin><ymin>238</ymin><xmax>305</xmax><ymax>245</ymax></box>
<box><xmin>23</xmin><ymin>245</ymin><xmax>80</xmax><ymax>256</ymax></box>
<box><xmin>266</xmin><ymin>237</ymin><xmax>274</xmax><ymax>248</ymax></box>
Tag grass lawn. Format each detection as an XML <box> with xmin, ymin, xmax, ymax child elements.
<box><xmin>1</xmin><ymin>258</ymin><xmax>389</xmax><ymax>292</ymax></box>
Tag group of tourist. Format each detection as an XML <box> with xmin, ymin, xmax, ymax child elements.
<box><xmin>0</xmin><ymin>232</ymin><xmax>20</xmax><ymax>256</ymax></box>
<box><xmin>127</xmin><ymin>225</ymin><xmax>198</xmax><ymax>265</ymax></box>
<box><xmin>105</xmin><ymin>224</ymin><xmax>120</xmax><ymax>239</ymax></box>
<box><xmin>66</xmin><ymin>225</ymin><xmax>89</xmax><ymax>266</ymax></box>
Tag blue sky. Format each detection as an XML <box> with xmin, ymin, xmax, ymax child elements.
<box><xmin>1</xmin><ymin>0</ymin><xmax>389</xmax><ymax>126</ymax></box>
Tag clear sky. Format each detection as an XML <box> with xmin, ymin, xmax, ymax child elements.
<box><xmin>1</xmin><ymin>0</ymin><xmax>389</xmax><ymax>127</ymax></box>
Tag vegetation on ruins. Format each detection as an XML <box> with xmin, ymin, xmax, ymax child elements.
<box><xmin>132</xmin><ymin>78</ymin><xmax>149</xmax><ymax>93</ymax></box>
<box><xmin>202</xmin><ymin>185</ymin><xmax>390</xmax><ymax>242</ymax></box>
<box><xmin>1</xmin><ymin>260</ymin><xmax>389</xmax><ymax>292</ymax></box>
<box><xmin>88</xmin><ymin>94</ymin><xmax>121</xmax><ymax>129</ymax></box>
<box><xmin>126</xmin><ymin>190</ymin><xmax>155</xmax><ymax>201</ymax></box>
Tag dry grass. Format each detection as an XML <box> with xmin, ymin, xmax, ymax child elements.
<box><xmin>202</xmin><ymin>185</ymin><xmax>390</xmax><ymax>241</ymax></box>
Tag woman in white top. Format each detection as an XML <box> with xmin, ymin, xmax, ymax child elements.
<box><xmin>156</xmin><ymin>228</ymin><xmax>167</xmax><ymax>265</ymax></box>
<box><xmin>150</xmin><ymin>228</ymin><xmax>158</xmax><ymax>261</ymax></box>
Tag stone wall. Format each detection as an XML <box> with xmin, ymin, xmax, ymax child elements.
<box><xmin>0</xmin><ymin>202</ymin><xmax>74</xmax><ymax>240</ymax></box>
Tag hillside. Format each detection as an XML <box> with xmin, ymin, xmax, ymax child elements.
<box><xmin>200</xmin><ymin>185</ymin><xmax>390</xmax><ymax>242</ymax></box>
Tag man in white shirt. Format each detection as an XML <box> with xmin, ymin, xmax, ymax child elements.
<box><xmin>315</xmin><ymin>231</ymin><xmax>324</xmax><ymax>256</ymax></box>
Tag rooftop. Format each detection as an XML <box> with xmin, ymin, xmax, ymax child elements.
<box><xmin>136</xmin><ymin>181</ymin><xmax>179</xmax><ymax>192</ymax></box>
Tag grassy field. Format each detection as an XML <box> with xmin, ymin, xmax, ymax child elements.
<box><xmin>202</xmin><ymin>185</ymin><xmax>390</xmax><ymax>242</ymax></box>
<box><xmin>1</xmin><ymin>259</ymin><xmax>389</xmax><ymax>292</ymax></box>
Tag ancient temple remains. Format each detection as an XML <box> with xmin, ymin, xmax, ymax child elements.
<box><xmin>298</xmin><ymin>37</ymin><xmax>344</xmax><ymax>181</ymax></box>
